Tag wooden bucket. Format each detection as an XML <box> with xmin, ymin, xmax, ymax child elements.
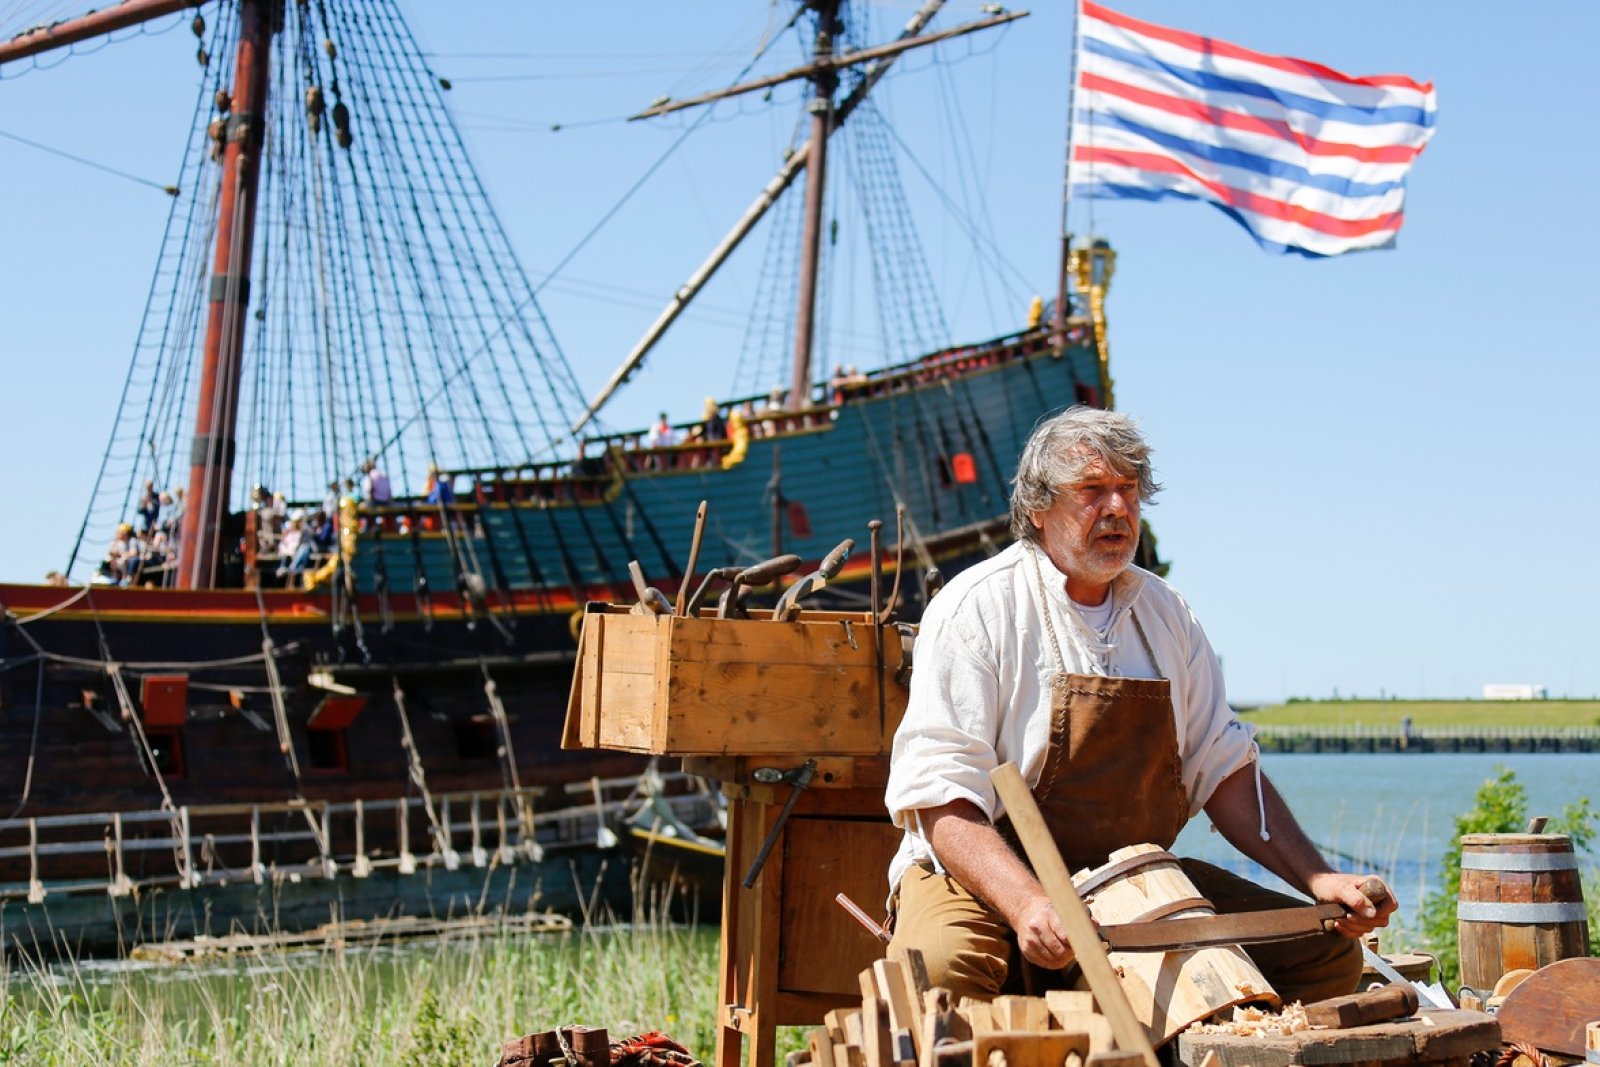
<box><xmin>1457</xmin><ymin>832</ymin><xmax>1591</xmax><ymax>994</ymax></box>
<box><xmin>1072</xmin><ymin>844</ymin><xmax>1277</xmax><ymax>1045</ymax></box>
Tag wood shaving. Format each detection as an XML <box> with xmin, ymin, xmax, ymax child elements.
<box><xmin>1186</xmin><ymin>1002</ymin><xmax>1313</xmax><ymax>1038</ymax></box>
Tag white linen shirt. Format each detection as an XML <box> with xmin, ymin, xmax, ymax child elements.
<box><xmin>884</xmin><ymin>541</ymin><xmax>1254</xmax><ymax>890</ymax></box>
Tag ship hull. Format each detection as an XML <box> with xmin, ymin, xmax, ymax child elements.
<box><xmin>0</xmin><ymin>327</ymin><xmax>1101</xmax><ymax>951</ymax></box>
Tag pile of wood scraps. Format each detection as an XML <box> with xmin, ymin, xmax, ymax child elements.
<box><xmin>791</xmin><ymin>948</ymin><xmax>1139</xmax><ymax>1067</ymax></box>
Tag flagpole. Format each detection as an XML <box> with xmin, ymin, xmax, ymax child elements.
<box><xmin>1055</xmin><ymin>0</ymin><xmax>1085</xmax><ymax>338</ymax></box>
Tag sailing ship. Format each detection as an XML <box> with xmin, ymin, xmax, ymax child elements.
<box><xmin>0</xmin><ymin>0</ymin><xmax>1128</xmax><ymax>953</ymax></box>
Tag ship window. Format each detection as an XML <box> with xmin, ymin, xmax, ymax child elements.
<box><xmin>455</xmin><ymin>717</ymin><xmax>498</xmax><ymax>760</ymax></box>
<box><xmin>142</xmin><ymin>728</ymin><xmax>186</xmax><ymax>779</ymax></box>
<box><xmin>307</xmin><ymin>728</ymin><xmax>349</xmax><ymax>773</ymax></box>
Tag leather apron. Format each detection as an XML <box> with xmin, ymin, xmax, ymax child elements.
<box><xmin>1009</xmin><ymin>546</ymin><xmax>1188</xmax><ymax>873</ymax></box>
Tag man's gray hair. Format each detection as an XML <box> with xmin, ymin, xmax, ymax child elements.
<box><xmin>1009</xmin><ymin>408</ymin><xmax>1161</xmax><ymax>543</ymax></box>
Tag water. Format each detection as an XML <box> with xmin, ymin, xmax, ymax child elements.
<box><xmin>1174</xmin><ymin>752</ymin><xmax>1598</xmax><ymax>907</ymax></box>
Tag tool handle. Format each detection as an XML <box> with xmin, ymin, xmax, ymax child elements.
<box><xmin>627</xmin><ymin>560</ymin><xmax>651</xmax><ymax>601</ymax></box>
<box><xmin>1303</xmin><ymin>984</ymin><xmax>1418</xmax><ymax>1028</ymax></box>
<box><xmin>737</xmin><ymin>553</ymin><xmax>802</xmax><ymax>586</ymax></box>
<box><xmin>836</xmin><ymin>892</ymin><xmax>891</xmax><ymax>945</ymax></box>
<box><xmin>1359</xmin><ymin>877</ymin><xmax>1390</xmax><ymax>907</ymax></box>
<box><xmin>741</xmin><ymin>759</ymin><xmax>816</xmax><ymax>888</ymax></box>
<box><xmin>867</xmin><ymin>520</ymin><xmax>884</xmax><ymax>621</ymax></box>
<box><xmin>676</xmin><ymin>500</ymin><xmax>708</xmax><ymax>616</ymax></box>
<box><xmin>817</xmin><ymin>538</ymin><xmax>855</xmax><ymax>580</ymax></box>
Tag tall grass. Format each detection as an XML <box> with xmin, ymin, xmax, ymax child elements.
<box><xmin>1</xmin><ymin>902</ymin><xmax>724</xmax><ymax>1065</ymax></box>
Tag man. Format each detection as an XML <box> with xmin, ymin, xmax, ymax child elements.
<box><xmin>883</xmin><ymin>408</ymin><xmax>1393</xmax><ymax>1006</ymax></box>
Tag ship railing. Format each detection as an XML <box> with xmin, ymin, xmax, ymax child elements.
<box><xmin>0</xmin><ymin>774</ymin><xmax>714</xmax><ymax>903</ymax></box>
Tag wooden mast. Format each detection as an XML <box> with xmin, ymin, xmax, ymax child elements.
<box><xmin>177</xmin><ymin>0</ymin><xmax>275</xmax><ymax>589</ymax></box>
<box><xmin>787</xmin><ymin>0</ymin><xmax>839</xmax><ymax>412</ymax></box>
<box><xmin>569</xmin><ymin>3</ymin><xmax>1038</xmax><ymax>436</ymax></box>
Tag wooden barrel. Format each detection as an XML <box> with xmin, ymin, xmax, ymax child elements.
<box><xmin>1073</xmin><ymin>843</ymin><xmax>1276</xmax><ymax>1046</ymax></box>
<box><xmin>1457</xmin><ymin>832</ymin><xmax>1590</xmax><ymax>994</ymax></box>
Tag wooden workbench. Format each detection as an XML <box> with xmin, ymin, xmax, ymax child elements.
<box><xmin>686</xmin><ymin>755</ymin><xmax>900</xmax><ymax>1067</ymax></box>
<box><xmin>565</xmin><ymin>603</ymin><xmax>910</xmax><ymax>1067</ymax></box>
<box><xmin>1176</xmin><ymin>1009</ymin><xmax>1500</xmax><ymax>1067</ymax></box>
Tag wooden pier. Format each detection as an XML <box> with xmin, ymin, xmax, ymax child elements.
<box><xmin>1250</xmin><ymin>724</ymin><xmax>1600</xmax><ymax>754</ymax></box>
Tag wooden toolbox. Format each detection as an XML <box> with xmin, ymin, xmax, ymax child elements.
<box><xmin>563</xmin><ymin>604</ymin><xmax>909</xmax><ymax>757</ymax></box>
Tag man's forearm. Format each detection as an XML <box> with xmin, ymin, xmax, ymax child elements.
<box><xmin>924</xmin><ymin>799</ymin><xmax>1046</xmax><ymax>925</ymax></box>
<box><xmin>920</xmin><ymin>798</ymin><xmax>1075</xmax><ymax>969</ymax></box>
<box><xmin>1202</xmin><ymin>764</ymin><xmax>1397</xmax><ymax>936</ymax></box>
<box><xmin>1203</xmin><ymin>765</ymin><xmax>1332</xmax><ymax>895</ymax></box>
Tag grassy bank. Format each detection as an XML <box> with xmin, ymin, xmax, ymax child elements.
<box><xmin>1239</xmin><ymin>700</ymin><xmax>1600</xmax><ymax>728</ymax></box>
<box><xmin>0</xmin><ymin>921</ymin><xmax>731</xmax><ymax>1066</ymax></box>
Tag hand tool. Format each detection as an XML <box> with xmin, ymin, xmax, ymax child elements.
<box><xmin>1303</xmin><ymin>984</ymin><xmax>1418</xmax><ymax>1029</ymax></box>
<box><xmin>741</xmin><ymin>759</ymin><xmax>816</xmax><ymax>887</ymax></box>
<box><xmin>1356</xmin><ymin>879</ymin><xmax>1453</xmax><ymax>1009</ymax></box>
<box><xmin>868</xmin><ymin>517</ymin><xmax>887</xmax><ymax>737</ymax></box>
<box><xmin>772</xmin><ymin>538</ymin><xmax>854</xmax><ymax>621</ymax></box>
<box><xmin>881</xmin><ymin>504</ymin><xmax>907</xmax><ymax>623</ymax></box>
<box><xmin>717</xmin><ymin>553</ymin><xmax>801</xmax><ymax>619</ymax></box>
<box><xmin>1095</xmin><ymin>902</ymin><xmax>1347</xmax><ymax>952</ymax></box>
<box><xmin>626</xmin><ymin>560</ymin><xmax>672</xmax><ymax>615</ymax></box>
<box><xmin>674</xmin><ymin>500</ymin><xmax>708</xmax><ymax>616</ymax></box>
<box><xmin>867</xmin><ymin>518</ymin><xmax>884</xmax><ymax>622</ymax></box>
<box><xmin>683</xmin><ymin>565</ymin><xmax>740</xmax><ymax>616</ymax></box>
<box><xmin>836</xmin><ymin>892</ymin><xmax>891</xmax><ymax>944</ymax></box>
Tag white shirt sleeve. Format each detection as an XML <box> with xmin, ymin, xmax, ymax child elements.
<box><xmin>884</xmin><ymin>606</ymin><xmax>1006</xmax><ymax>830</ymax></box>
<box><xmin>1169</xmin><ymin>593</ymin><xmax>1254</xmax><ymax>815</ymax></box>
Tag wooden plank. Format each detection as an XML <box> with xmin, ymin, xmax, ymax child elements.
<box><xmin>872</xmin><ymin>959</ymin><xmax>919</xmax><ymax>1065</ymax></box>
<box><xmin>989</xmin><ymin>763</ymin><xmax>1159</xmax><ymax>1067</ymax></box>
<box><xmin>959</xmin><ymin>998</ymin><xmax>995</xmax><ymax>1035</ymax></box>
<box><xmin>887</xmin><ymin>946</ymin><xmax>931</xmax><ymax>1053</ymax></box>
<box><xmin>1045</xmin><ymin>991</ymin><xmax>1096</xmax><ymax>1017</ymax></box>
<box><xmin>810</xmin><ymin>1026</ymin><xmax>837</xmax><ymax>1067</ymax></box>
<box><xmin>918</xmin><ymin>990</ymin><xmax>971</xmax><ymax>1067</ymax></box>
<box><xmin>990</xmin><ymin>996</ymin><xmax>1051</xmax><ymax>1033</ymax></box>
<box><xmin>861</xmin><ymin>997</ymin><xmax>894</xmax><ymax>1067</ymax></box>
<box><xmin>973</xmin><ymin>1031</ymin><xmax>1088</xmax><ymax>1067</ymax></box>
<box><xmin>1052</xmin><ymin>1013</ymin><xmax>1113</xmax><ymax>1056</ymax></box>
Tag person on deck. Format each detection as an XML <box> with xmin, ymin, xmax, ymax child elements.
<box><xmin>425</xmin><ymin>464</ymin><xmax>455</xmax><ymax>505</ymax></box>
<box><xmin>647</xmin><ymin>412</ymin><xmax>677</xmax><ymax>448</ymax></box>
<box><xmin>137</xmin><ymin>480</ymin><xmax>161</xmax><ymax>533</ymax></box>
<box><xmin>362</xmin><ymin>457</ymin><xmax>392</xmax><ymax>504</ymax></box>
<box><xmin>883</xmin><ymin>408</ymin><xmax>1394</xmax><ymax>1007</ymax></box>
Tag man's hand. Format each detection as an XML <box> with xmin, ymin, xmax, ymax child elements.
<box><xmin>924</xmin><ymin>800</ymin><xmax>1078</xmax><ymax>971</ymax></box>
<box><xmin>1012</xmin><ymin>894</ymin><xmax>1075</xmax><ymax>969</ymax></box>
<box><xmin>1307</xmin><ymin>872</ymin><xmax>1397</xmax><ymax>938</ymax></box>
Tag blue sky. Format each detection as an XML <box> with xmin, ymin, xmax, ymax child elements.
<box><xmin>2</xmin><ymin>2</ymin><xmax>1597</xmax><ymax>703</ymax></box>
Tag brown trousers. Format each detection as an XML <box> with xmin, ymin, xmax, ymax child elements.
<box><xmin>887</xmin><ymin>857</ymin><xmax>1361</xmax><ymax>1007</ymax></box>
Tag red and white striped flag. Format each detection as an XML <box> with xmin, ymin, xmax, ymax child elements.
<box><xmin>1068</xmin><ymin>1</ymin><xmax>1437</xmax><ymax>256</ymax></box>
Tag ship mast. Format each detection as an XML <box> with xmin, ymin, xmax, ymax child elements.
<box><xmin>176</xmin><ymin>0</ymin><xmax>275</xmax><ymax>589</ymax></box>
<box><xmin>2</xmin><ymin>0</ymin><xmax>276</xmax><ymax>589</ymax></box>
<box><xmin>571</xmin><ymin>3</ymin><xmax>1028</xmax><ymax>436</ymax></box>
<box><xmin>788</xmin><ymin>0</ymin><xmax>839</xmax><ymax>411</ymax></box>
